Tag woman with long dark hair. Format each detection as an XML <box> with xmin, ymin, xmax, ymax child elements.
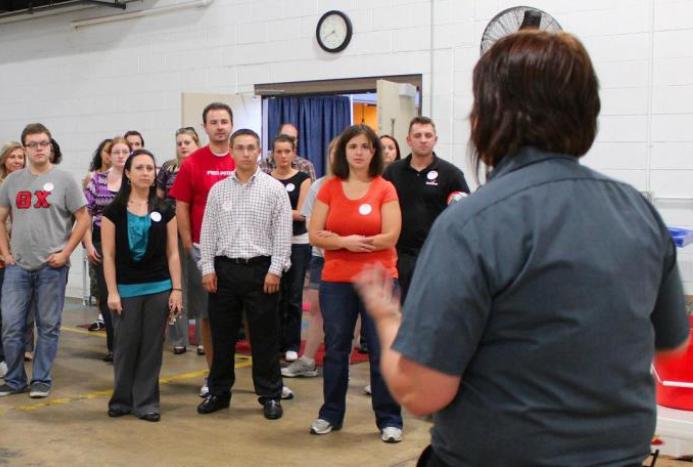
<box><xmin>85</xmin><ymin>138</ymin><xmax>112</xmax><ymax>332</ymax></box>
<box><xmin>102</xmin><ymin>149</ymin><xmax>182</xmax><ymax>422</ymax></box>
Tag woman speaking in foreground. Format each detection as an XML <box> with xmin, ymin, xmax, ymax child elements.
<box><xmin>356</xmin><ymin>31</ymin><xmax>689</xmax><ymax>466</ymax></box>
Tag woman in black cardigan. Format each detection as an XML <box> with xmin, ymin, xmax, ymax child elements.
<box><xmin>102</xmin><ymin>149</ymin><xmax>182</xmax><ymax>422</ymax></box>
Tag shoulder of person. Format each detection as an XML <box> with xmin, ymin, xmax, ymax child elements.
<box><xmin>262</xmin><ymin>171</ymin><xmax>288</xmax><ymax>191</ymax></box>
<box><xmin>207</xmin><ymin>177</ymin><xmax>228</xmax><ymax>198</ymax></box>
<box><xmin>160</xmin><ymin>159</ymin><xmax>178</xmax><ymax>171</ymax></box>
<box><xmin>298</xmin><ymin>155</ymin><xmax>314</xmax><ymax>166</ymax></box>
<box><xmin>153</xmin><ymin>200</ymin><xmax>175</xmax><ymax>220</ymax></box>
<box><xmin>102</xmin><ymin>202</ymin><xmax>122</xmax><ymax>220</ymax></box>
<box><xmin>4</xmin><ymin>168</ymin><xmax>25</xmax><ymax>183</ymax></box>
<box><xmin>295</xmin><ymin>171</ymin><xmax>311</xmax><ymax>183</ymax></box>
<box><xmin>179</xmin><ymin>147</ymin><xmax>208</xmax><ymax>168</ymax></box>
<box><xmin>436</xmin><ymin>157</ymin><xmax>466</xmax><ymax>176</ymax></box>
<box><xmin>52</xmin><ymin>167</ymin><xmax>80</xmax><ymax>184</ymax></box>
<box><xmin>387</xmin><ymin>158</ymin><xmax>408</xmax><ymax>172</ymax></box>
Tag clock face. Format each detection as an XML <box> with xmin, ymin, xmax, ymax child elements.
<box><xmin>317</xmin><ymin>10</ymin><xmax>353</xmax><ymax>53</ymax></box>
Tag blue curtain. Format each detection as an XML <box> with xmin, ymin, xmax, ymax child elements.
<box><xmin>267</xmin><ymin>96</ymin><xmax>351</xmax><ymax>177</ymax></box>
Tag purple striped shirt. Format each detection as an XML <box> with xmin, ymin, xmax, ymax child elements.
<box><xmin>85</xmin><ymin>170</ymin><xmax>117</xmax><ymax>228</ymax></box>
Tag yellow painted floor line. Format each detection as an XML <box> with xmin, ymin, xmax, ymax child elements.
<box><xmin>61</xmin><ymin>326</ymin><xmax>106</xmax><ymax>338</ymax></box>
<box><xmin>4</xmin><ymin>356</ymin><xmax>253</xmax><ymax>415</ymax></box>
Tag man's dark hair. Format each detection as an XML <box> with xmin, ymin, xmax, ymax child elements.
<box><xmin>331</xmin><ymin>125</ymin><xmax>383</xmax><ymax>180</ymax></box>
<box><xmin>21</xmin><ymin>123</ymin><xmax>52</xmax><ymax>146</ymax></box>
<box><xmin>272</xmin><ymin>134</ymin><xmax>296</xmax><ymax>151</ymax></box>
<box><xmin>470</xmin><ymin>31</ymin><xmax>600</xmax><ymax>172</ymax></box>
<box><xmin>202</xmin><ymin>102</ymin><xmax>234</xmax><ymax>125</ymax></box>
<box><xmin>124</xmin><ymin>130</ymin><xmax>145</xmax><ymax>147</ymax></box>
<box><xmin>408</xmin><ymin>116</ymin><xmax>436</xmax><ymax>134</ymax></box>
<box><xmin>230</xmin><ymin>129</ymin><xmax>260</xmax><ymax>148</ymax></box>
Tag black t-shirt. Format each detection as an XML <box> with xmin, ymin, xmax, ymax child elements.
<box><xmin>383</xmin><ymin>153</ymin><xmax>469</xmax><ymax>255</ymax></box>
<box><xmin>393</xmin><ymin>147</ymin><xmax>689</xmax><ymax>466</ymax></box>
<box><xmin>275</xmin><ymin>171</ymin><xmax>310</xmax><ymax>236</ymax></box>
<box><xmin>103</xmin><ymin>201</ymin><xmax>175</xmax><ymax>284</ymax></box>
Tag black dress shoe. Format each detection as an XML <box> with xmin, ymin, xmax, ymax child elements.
<box><xmin>197</xmin><ymin>394</ymin><xmax>230</xmax><ymax>414</ymax></box>
<box><xmin>108</xmin><ymin>408</ymin><xmax>130</xmax><ymax>418</ymax></box>
<box><xmin>102</xmin><ymin>352</ymin><xmax>114</xmax><ymax>362</ymax></box>
<box><xmin>263</xmin><ymin>399</ymin><xmax>283</xmax><ymax>420</ymax></box>
<box><xmin>139</xmin><ymin>413</ymin><xmax>160</xmax><ymax>422</ymax></box>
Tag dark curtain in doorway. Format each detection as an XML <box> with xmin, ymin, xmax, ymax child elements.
<box><xmin>267</xmin><ymin>95</ymin><xmax>351</xmax><ymax>178</ymax></box>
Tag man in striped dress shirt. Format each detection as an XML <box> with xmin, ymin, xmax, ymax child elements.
<box><xmin>197</xmin><ymin>128</ymin><xmax>292</xmax><ymax>420</ymax></box>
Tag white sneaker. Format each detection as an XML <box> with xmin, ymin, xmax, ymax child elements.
<box><xmin>310</xmin><ymin>418</ymin><xmax>336</xmax><ymax>435</ymax></box>
<box><xmin>199</xmin><ymin>378</ymin><xmax>209</xmax><ymax>398</ymax></box>
<box><xmin>281</xmin><ymin>385</ymin><xmax>294</xmax><ymax>400</ymax></box>
<box><xmin>364</xmin><ymin>384</ymin><xmax>372</xmax><ymax>395</ymax></box>
<box><xmin>381</xmin><ymin>426</ymin><xmax>403</xmax><ymax>443</ymax></box>
<box><xmin>285</xmin><ymin>350</ymin><xmax>298</xmax><ymax>362</ymax></box>
<box><xmin>0</xmin><ymin>361</ymin><xmax>7</xmax><ymax>379</ymax></box>
<box><xmin>281</xmin><ymin>357</ymin><xmax>318</xmax><ymax>378</ymax></box>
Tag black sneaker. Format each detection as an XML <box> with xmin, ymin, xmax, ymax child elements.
<box><xmin>88</xmin><ymin>321</ymin><xmax>105</xmax><ymax>332</ymax></box>
<box><xmin>29</xmin><ymin>382</ymin><xmax>50</xmax><ymax>398</ymax></box>
<box><xmin>0</xmin><ymin>383</ymin><xmax>28</xmax><ymax>397</ymax></box>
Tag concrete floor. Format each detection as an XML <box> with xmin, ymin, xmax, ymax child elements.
<box><xmin>0</xmin><ymin>300</ymin><xmax>431</xmax><ymax>467</ymax></box>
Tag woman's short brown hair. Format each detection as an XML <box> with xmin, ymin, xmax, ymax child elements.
<box><xmin>470</xmin><ymin>31</ymin><xmax>600</xmax><ymax>170</ymax></box>
<box><xmin>331</xmin><ymin>125</ymin><xmax>383</xmax><ymax>179</ymax></box>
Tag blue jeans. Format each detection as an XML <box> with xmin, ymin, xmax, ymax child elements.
<box><xmin>0</xmin><ymin>267</ymin><xmax>4</xmax><ymax>360</ymax></box>
<box><xmin>1</xmin><ymin>264</ymin><xmax>68</xmax><ymax>389</ymax></box>
<box><xmin>319</xmin><ymin>281</ymin><xmax>403</xmax><ymax>430</ymax></box>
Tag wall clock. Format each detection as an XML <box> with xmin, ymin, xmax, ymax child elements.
<box><xmin>316</xmin><ymin>10</ymin><xmax>353</xmax><ymax>53</ymax></box>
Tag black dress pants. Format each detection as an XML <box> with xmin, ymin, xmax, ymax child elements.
<box><xmin>396</xmin><ymin>251</ymin><xmax>419</xmax><ymax>305</ymax></box>
<box><xmin>207</xmin><ymin>256</ymin><xmax>282</xmax><ymax>400</ymax></box>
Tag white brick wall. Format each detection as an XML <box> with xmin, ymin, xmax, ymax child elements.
<box><xmin>1</xmin><ymin>0</ymin><xmax>693</xmax><ymax>294</ymax></box>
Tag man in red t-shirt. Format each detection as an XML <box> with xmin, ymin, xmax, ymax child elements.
<box><xmin>169</xmin><ymin>102</ymin><xmax>235</xmax><ymax>397</ymax></box>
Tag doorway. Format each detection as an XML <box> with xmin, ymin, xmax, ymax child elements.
<box><xmin>180</xmin><ymin>74</ymin><xmax>422</xmax><ymax>178</ymax></box>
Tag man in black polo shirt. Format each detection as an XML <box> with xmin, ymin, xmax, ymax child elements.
<box><xmin>384</xmin><ymin>116</ymin><xmax>469</xmax><ymax>302</ymax></box>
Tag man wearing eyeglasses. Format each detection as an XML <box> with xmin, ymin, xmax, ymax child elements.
<box><xmin>0</xmin><ymin>123</ymin><xmax>89</xmax><ymax>399</ymax></box>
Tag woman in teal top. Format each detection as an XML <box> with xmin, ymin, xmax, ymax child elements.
<box><xmin>102</xmin><ymin>149</ymin><xmax>182</xmax><ymax>422</ymax></box>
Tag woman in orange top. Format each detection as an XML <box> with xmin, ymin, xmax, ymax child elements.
<box><xmin>308</xmin><ymin>124</ymin><xmax>403</xmax><ymax>442</ymax></box>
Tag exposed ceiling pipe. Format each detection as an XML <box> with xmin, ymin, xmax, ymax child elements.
<box><xmin>71</xmin><ymin>0</ymin><xmax>212</xmax><ymax>29</ymax></box>
<box><xmin>0</xmin><ymin>0</ymin><xmax>131</xmax><ymax>25</ymax></box>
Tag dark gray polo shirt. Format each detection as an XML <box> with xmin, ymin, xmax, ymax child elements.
<box><xmin>393</xmin><ymin>147</ymin><xmax>689</xmax><ymax>466</ymax></box>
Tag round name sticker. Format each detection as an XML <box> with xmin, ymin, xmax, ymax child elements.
<box><xmin>286</xmin><ymin>183</ymin><xmax>295</xmax><ymax>192</ymax></box>
<box><xmin>150</xmin><ymin>211</ymin><xmax>162</xmax><ymax>222</ymax></box>
<box><xmin>427</xmin><ymin>171</ymin><xmax>439</xmax><ymax>181</ymax></box>
<box><xmin>43</xmin><ymin>182</ymin><xmax>54</xmax><ymax>191</ymax></box>
<box><xmin>358</xmin><ymin>203</ymin><xmax>373</xmax><ymax>216</ymax></box>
